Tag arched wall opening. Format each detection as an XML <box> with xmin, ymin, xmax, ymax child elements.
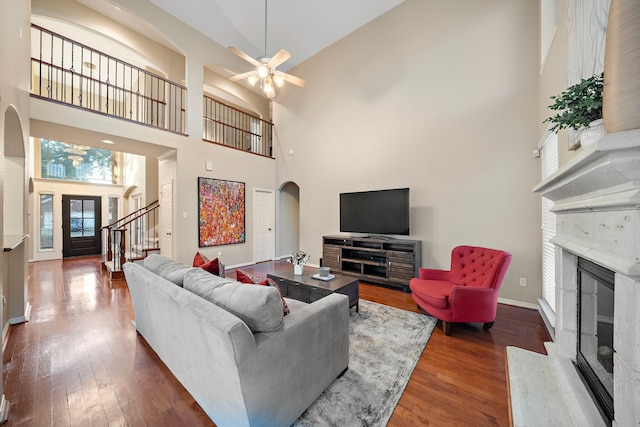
<box><xmin>2</xmin><ymin>105</ymin><xmax>29</xmax><ymax>333</ymax></box>
<box><xmin>277</xmin><ymin>181</ymin><xmax>300</xmax><ymax>259</ymax></box>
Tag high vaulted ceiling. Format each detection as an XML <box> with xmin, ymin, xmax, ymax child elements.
<box><xmin>148</xmin><ymin>0</ymin><xmax>406</xmax><ymax>71</ymax></box>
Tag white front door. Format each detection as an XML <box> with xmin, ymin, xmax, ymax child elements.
<box><xmin>161</xmin><ymin>181</ymin><xmax>173</xmax><ymax>258</ymax></box>
<box><xmin>254</xmin><ymin>189</ymin><xmax>274</xmax><ymax>263</ymax></box>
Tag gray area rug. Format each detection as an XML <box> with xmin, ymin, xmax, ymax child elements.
<box><xmin>294</xmin><ymin>299</ymin><xmax>437</xmax><ymax>427</ymax></box>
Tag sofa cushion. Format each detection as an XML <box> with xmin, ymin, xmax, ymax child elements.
<box><xmin>183</xmin><ymin>268</ymin><xmax>235</xmax><ymax>294</ymax></box>
<box><xmin>282</xmin><ymin>297</ymin><xmax>307</xmax><ymax>313</ymax></box>
<box><xmin>236</xmin><ymin>269</ymin><xmax>290</xmax><ymax>316</ymax></box>
<box><xmin>143</xmin><ymin>254</ymin><xmax>191</xmax><ymax>286</ymax></box>
<box><xmin>162</xmin><ymin>265</ymin><xmax>192</xmax><ymax>286</ymax></box>
<box><xmin>192</xmin><ymin>251</ymin><xmax>210</xmax><ymax>267</ymax></box>
<box><xmin>184</xmin><ymin>271</ymin><xmax>284</xmax><ymax>332</ymax></box>
<box><xmin>409</xmin><ymin>279</ymin><xmax>454</xmax><ymax>309</ymax></box>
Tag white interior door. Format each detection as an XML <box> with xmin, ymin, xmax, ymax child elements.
<box><xmin>161</xmin><ymin>181</ymin><xmax>173</xmax><ymax>258</ymax></box>
<box><xmin>254</xmin><ymin>189</ymin><xmax>274</xmax><ymax>263</ymax></box>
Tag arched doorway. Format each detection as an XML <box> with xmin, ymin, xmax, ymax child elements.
<box><xmin>3</xmin><ymin>105</ymin><xmax>29</xmax><ymax>330</ymax></box>
<box><xmin>278</xmin><ymin>182</ymin><xmax>300</xmax><ymax>258</ymax></box>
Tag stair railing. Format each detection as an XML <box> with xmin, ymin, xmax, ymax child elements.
<box><xmin>102</xmin><ymin>200</ymin><xmax>159</xmax><ymax>272</ymax></box>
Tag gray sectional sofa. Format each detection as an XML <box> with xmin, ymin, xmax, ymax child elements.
<box><xmin>123</xmin><ymin>254</ymin><xmax>350</xmax><ymax>427</ymax></box>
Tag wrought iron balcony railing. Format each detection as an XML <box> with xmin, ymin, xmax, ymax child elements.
<box><xmin>31</xmin><ymin>24</ymin><xmax>187</xmax><ymax>134</ymax></box>
<box><xmin>203</xmin><ymin>95</ymin><xmax>274</xmax><ymax>158</ymax></box>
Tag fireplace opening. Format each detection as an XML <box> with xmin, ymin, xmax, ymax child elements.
<box><xmin>576</xmin><ymin>257</ymin><xmax>614</xmax><ymax>425</ymax></box>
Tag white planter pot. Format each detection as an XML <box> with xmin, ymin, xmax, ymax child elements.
<box><xmin>294</xmin><ymin>264</ymin><xmax>304</xmax><ymax>275</ymax></box>
<box><xmin>579</xmin><ymin>119</ymin><xmax>607</xmax><ymax>148</ymax></box>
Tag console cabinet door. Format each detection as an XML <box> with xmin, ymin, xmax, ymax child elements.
<box><xmin>387</xmin><ymin>250</ymin><xmax>416</xmax><ymax>285</ymax></box>
<box><xmin>322</xmin><ymin>245</ymin><xmax>341</xmax><ymax>270</ymax></box>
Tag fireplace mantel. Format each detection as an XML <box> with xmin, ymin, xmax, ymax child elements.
<box><xmin>534</xmin><ymin>129</ymin><xmax>640</xmax><ymax>278</ymax></box>
<box><xmin>529</xmin><ymin>128</ymin><xmax>640</xmax><ymax>426</ymax></box>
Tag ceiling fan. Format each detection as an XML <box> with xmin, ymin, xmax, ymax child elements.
<box><xmin>228</xmin><ymin>0</ymin><xmax>305</xmax><ymax>98</ymax></box>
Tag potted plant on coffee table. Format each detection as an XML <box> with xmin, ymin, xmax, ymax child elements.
<box><xmin>288</xmin><ymin>251</ymin><xmax>310</xmax><ymax>275</ymax></box>
<box><xmin>544</xmin><ymin>72</ymin><xmax>605</xmax><ymax>150</ymax></box>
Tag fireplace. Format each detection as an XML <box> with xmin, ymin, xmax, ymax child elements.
<box><xmin>576</xmin><ymin>257</ymin><xmax>614</xmax><ymax>424</ymax></box>
<box><xmin>534</xmin><ymin>129</ymin><xmax>640</xmax><ymax>427</ymax></box>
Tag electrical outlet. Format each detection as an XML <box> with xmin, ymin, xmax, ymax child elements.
<box><xmin>520</xmin><ymin>278</ymin><xmax>527</xmax><ymax>287</ymax></box>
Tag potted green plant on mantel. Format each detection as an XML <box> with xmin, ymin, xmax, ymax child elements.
<box><xmin>544</xmin><ymin>72</ymin><xmax>606</xmax><ymax>150</ymax></box>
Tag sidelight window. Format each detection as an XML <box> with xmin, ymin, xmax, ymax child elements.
<box><xmin>39</xmin><ymin>193</ymin><xmax>54</xmax><ymax>250</ymax></box>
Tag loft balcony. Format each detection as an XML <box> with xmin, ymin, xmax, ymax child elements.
<box><xmin>30</xmin><ymin>24</ymin><xmax>187</xmax><ymax>135</ymax></box>
<box><xmin>31</xmin><ymin>23</ymin><xmax>275</xmax><ymax>158</ymax></box>
<box><xmin>203</xmin><ymin>95</ymin><xmax>274</xmax><ymax>158</ymax></box>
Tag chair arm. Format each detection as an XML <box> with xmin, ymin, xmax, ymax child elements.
<box><xmin>449</xmin><ymin>286</ymin><xmax>499</xmax><ymax>322</ymax></box>
<box><xmin>418</xmin><ymin>268</ymin><xmax>451</xmax><ymax>281</ymax></box>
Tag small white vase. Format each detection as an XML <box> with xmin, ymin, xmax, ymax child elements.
<box><xmin>294</xmin><ymin>264</ymin><xmax>304</xmax><ymax>275</ymax></box>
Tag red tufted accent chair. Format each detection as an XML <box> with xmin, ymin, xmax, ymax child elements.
<box><xmin>409</xmin><ymin>246</ymin><xmax>512</xmax><ymax>335</ymax></box>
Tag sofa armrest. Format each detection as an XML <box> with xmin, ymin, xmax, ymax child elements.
<box><xmin>418</xmin><ymin>268</ymin><xmax>451</xmax><ymax>281</ymax></box>
<box><xmin>238</xmin><ymin>293</ymin><xmax>350</xmax><ymax>426</ymax></box>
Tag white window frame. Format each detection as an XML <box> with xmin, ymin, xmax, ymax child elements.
<box><xmin>38</xmin><ymin>191</ymin><xmax>55</xmax><ymax>252</ymax></box>
<box><xmin>539</xmin><ymin>127</ymin><xmax>559</xmax><ymax>337</ymax></box>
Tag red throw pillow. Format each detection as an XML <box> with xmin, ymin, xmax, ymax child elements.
<box><xmin>235</xmin><ymin>269</ymin><xmax>290</xmax><ymax>316</ymax></box>
<box><xmin>200</xmin><ymin>258</ymin><xmax>219</xmax><ymax>276</ymax></box>
<box><xmin>193</xmin><ymin>252</ymin><xmax>210</xmax><ymax>267</ymax></box>
<box><xmin>236</xmin><ymin>269</ymin><xmax>255</xmax><ymax>284</ymax></box>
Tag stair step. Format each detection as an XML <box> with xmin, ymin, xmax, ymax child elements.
<box><xmin>103</xmin><ymin>261</ymin><xmax>124</xmax><ymax>280</ymax></box>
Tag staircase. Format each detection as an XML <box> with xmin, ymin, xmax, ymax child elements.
<box><xmin>101</xmin><ymin>200</ymin><xmax>160</xmax><ymax>279</ymax></box>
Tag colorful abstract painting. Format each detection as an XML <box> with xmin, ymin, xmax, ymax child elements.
<box><xmin>198</xmin><ymin>177</ymin><xmax>246</xmax><ymax>247</ymax></box>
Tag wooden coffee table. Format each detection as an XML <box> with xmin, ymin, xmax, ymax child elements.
<box><xmin>267</xmin><ymin>266</ymin><xmax>359</xmax><ymax>312</ymax></box>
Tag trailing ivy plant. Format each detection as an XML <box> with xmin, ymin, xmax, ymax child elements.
<box><xmin>544</xmin><ymin>72</ymin><xmax>603</xmax><ymax>133</ymax></box>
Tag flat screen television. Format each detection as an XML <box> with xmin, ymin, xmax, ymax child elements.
<box><xmin>340</xmin><ymin>188</ymin><xmax>410</xmax><ymax>235</ymax></box>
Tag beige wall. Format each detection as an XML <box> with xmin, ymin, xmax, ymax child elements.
<box><xmin>0</xmin><ymin>0</ymin><xmax>31</xmax><ymax>404</ymax></box>
<box><xmin>274</xmin><ymin>0</ymin><xmax>542</xmax><ymax>304</ymax></box>
<box><xmin>29</xmin><ymin>0</ymin><xmax>276</xmax><ymax>268</ymax></box>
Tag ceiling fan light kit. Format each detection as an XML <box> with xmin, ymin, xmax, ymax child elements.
<box><xmin>228</xmin><ymin>0</ymin><xmax>305</xmax><ymax>99</ymax></box>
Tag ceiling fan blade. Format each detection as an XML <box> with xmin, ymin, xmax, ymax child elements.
<box><xmin>275</xmin><ymin>70</ymin><xmax>306</xmax><ymax>88</ymax></box>
<box><xmin>229</xmin><ymin>70</ymin><xmax>258</xmax><ymax>82</ymax></box>
<box><xmin>269</xmin><ymin>49</ymin><xmax>291</xmax><ymax>68</ymax></box>
<box><xmin>229</xmin><ymin>46</ymin><xmax>260</xmax><ymax>67</ymax></box>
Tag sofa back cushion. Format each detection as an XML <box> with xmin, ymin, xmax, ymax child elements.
<box><xmin>143</xmin><ymin>254</ymin><xmax>191</xmax><ymax>286</ymax></box>
<box><xmin>184</xmin><ymin>270</ymin><xmax>284</xmax><ymax>333</ymax></box>
<box><xmin>183</xmin><ymin>268</ymin><xmax>235</xmax><ymax>292</ymax></box>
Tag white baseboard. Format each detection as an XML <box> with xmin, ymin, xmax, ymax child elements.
<box><xmin>9</xmin><ymin>302</ymin><xmax>31</xmax><ymax>325</ymax></box>
<box><xmin>498</xmin><ymin>297</ymin><xmax>539</xmax><ymax>310</ymax></box>
<box><xmin>2</xmin><ymin>322</ymin><xmax>10</xmax><ymax>354</ymax></box>
<box><xmin>0</xmin><ymin>394</ymin><xmax>9</xmax><ymax>424</ymax></box>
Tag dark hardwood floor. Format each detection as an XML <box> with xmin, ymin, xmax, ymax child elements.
<box><xmin>3</xmin><ymin>257</ymin><xmax>550</xmax><ymax>426</ymax></box>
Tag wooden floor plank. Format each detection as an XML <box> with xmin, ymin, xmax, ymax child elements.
<box><xmin>2</xmin><ymin>257</ymin><xmax>550</xmax><ymax>426</ymax></box>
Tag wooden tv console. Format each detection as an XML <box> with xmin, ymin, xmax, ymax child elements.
<box><xmin>322</xmin><ymin>235</ymin><xmax>421</xmax><ymax>292</ymax></box>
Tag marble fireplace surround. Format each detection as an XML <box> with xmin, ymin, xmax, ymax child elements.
<box><xmin>532</xmin><ymin>129</ymin><xmax>640</xmax><ymax>426</ymax></box>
